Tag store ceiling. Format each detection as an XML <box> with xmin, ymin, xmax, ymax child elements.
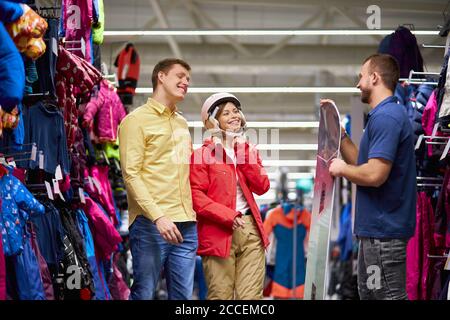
<box><xmin>47</xmin><ymin>0</ymin><xmax>450</xmax><ymax>201</ymax></box>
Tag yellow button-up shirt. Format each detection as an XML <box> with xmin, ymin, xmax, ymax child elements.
<box><xmin>118</xmin><ymin>98</ymin><xmax>196</xmax><ymax>226</ymax></box>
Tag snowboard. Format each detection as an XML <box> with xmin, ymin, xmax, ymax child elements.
<box><xmin>304</xmin><ymin>101</ymin><xmax>341</xmax><ymax>300</ymax></box>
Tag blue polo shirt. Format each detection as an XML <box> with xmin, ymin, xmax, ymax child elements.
<box><xmin>354</xmin><ymin>96</ymin><xmax>416</xmax><ymax>239</ymax></box>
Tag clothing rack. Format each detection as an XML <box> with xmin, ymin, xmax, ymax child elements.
<box><xmin>63</xmin><ymin>38</ymin><xmax>86</xmax><ymax>57</ymax></box>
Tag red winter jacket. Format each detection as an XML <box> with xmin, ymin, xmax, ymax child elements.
<box><xmin>83</xmin><ymin>79</ymin><xmax>126</xmax><ymax>142</ymax></box>
<box><xmin>190</xmin><ymin>139</ymin><xmax>270</xmax><ymax>258</ymax></box>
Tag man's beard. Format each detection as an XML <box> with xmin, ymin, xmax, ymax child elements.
<box><xmin>360</xmin><ymin>88</ymin><xmax>371</xmax><ymax>104</ymax></box>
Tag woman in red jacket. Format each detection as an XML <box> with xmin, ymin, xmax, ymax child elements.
<box><xmin>190</xmin><ymin>93</ymin><xmax>270</xmax><ymax>300</ymax></box>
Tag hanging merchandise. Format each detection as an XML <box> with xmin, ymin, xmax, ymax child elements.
<box><xmin>263</xmin><ymin>205</ymin><xmax>311</xmax><ymax>299</ymax></box>
<box><xmin>21</xmin><ymin>101</ymin><xmax>70</xmax><ymax>175</ymax></box>
<box><xmin>60</xmin><ymin>0</ymin><xmax>93</xmax><ymax>63</ymax></box>
<box><xmin>59</xmin><ymin>207</ymin><xmax>95</xmax><ymax>300</ymax></box>
<box><xmin>10</xmin><ymin>236</ymin><xmax>45</xmax><ymax>300</ymax></box>
<box><xmin>5</xmin><ymin>3</ymin><xmax>47</xmax><ymax>61</ymax></box>
<box><xmin>82</xmin><ymin>79</ymin><xmax>126</xmax><ymax>143</ymax></box>
<box><xmin>0</xmin><ymin>1</ymin><xmax>25</xmax><ymax>111</ymax></box>
<box><xmin>92</xmin><ymin>0</ymin><xmax>104</xmax><ymax>45</ymax></box>
<box><xmin>81</xmin><ymin>196</ymin><xmax>122</xmax><ymax>261</ymax></box>
<box><xmin>85</xmin><ymin>165</ymin><xmax>119</xmax><ymax>226</ymax></box>
<box><xmin>55</xmin><ymin>45</ymin><xmax>102</xmax><ymax>149</ymax></box>
<box><xmin>0</xmin><ymin>218</ymin><xmax>5</xmax><ymax>300</ymax></box>
<box><xmin>0</xmin><ymin>167</ymin><xmax>45</xmax><ymax>257</ymax></box>
<box><xmin>75</xmin><ymin>208</ymin><xmax>109</xmax><ymax>300</ymax></box>
<box><xmin>114</xmin><ymin>43</ymin><xmax>140</xmax><ymax>105</ymax></box>
<box><xmin>35</xmin><ymin>16</ymin><xmax>59</xmax><ymax>100</ymax></box>
<box><xmin>28</xmin><ymin>223</ymin><xmax>55</xmax><ymax>300</ymax></box>
<box><xmin>378</xmin><ymin>26</ymin><xmax>424</xmax><ymax>79</ymax></box>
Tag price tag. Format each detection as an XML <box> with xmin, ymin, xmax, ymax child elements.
<box><xmin>431</xmin><ymin>122</ymin><xmax>439</xmax><ymax>138</ymax></box>
<box><xmin>55</xmin><ymin>165</ymin><xmax>63</xmax><ymax>181</ymax></box>
<box><xmin>31</xmin><ymin>144</ymin><xmax>37</xmax><ymax>161</ymax></box>
<box><xmin>52</xmin><ymin>37</ymin><xmax>58</xmax><ymax>56</ymax></box>
<box><xmin>88</xmin><ymin>176</ymin><xmax>94</xmax><ymax>190</ymax></box>
<box><xmin>39</xmin><ymin>152</ymin><xmax>44</xmax><ymax>169</ymax></box>
<box><xmin>78</xmin><ymin>188</ymin><xmax>86</xmax><ymax>204</ymax></box>
<box><xmin>415</xmin><ymin>134</ymin><xmax>423</xmax><ymax>150</ymax></box>
<box><xmin>440</xmin><ymin>139</ymin><xmax>450</xmax><ymax>161</ymax></box>
<box><xmin>444</xmin><ymin>251</ymin><xmax>450</xmax><ymax>271</ymax></box>
<box><xmin>52</xmin><ymin>179</ymin><xmax>60</xmax><ymax>195</ymax></box>
<box><xmin>45</xmin><ymin>181</ymin><xmax>54</xmax><ymax>200</ymax></box>
<box><xmin>92</xmin><ymin>177</ymin><xmax>102</xmax><ymax>195</ymax></box>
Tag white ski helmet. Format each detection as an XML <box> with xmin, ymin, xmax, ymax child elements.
<box><xmin>200</xmin><ymin>92</ymin><xmax>245</xmax><ymax>129</ymax></box>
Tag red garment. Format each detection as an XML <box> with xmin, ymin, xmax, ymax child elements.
<box><xmin>114</xmin><ymin>43</ymin><xmax>140</xmax><ymax>95</ymax></box>
<box><xmin>82</xmin><ymin>196</ymin><xmax>122</xmax><ymax>260</ymax></box>
<box><xmin>56</xmin><ymin>46</ymin><xmax>102</xmax><ymax>148</ymax></box>
<box><xmin>0</xmin><ymin>212</ymin><xmax>5</xmax><ymax>301</ymax></box>
<box><xmin>190</xmin><ymin>139</ymin><xmax>270</xmax><ymax>258</ymax></box>
<box><xmin>83</xmin><ymin>80</ymin><xmax>127</xmax><ymax>142</ymax></box>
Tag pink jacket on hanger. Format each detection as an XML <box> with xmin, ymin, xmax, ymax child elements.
<box><xmin>82</xmin><ymin>196</ymin><xmax>122</xmax><ymax>261</ymax></box>
<box><xmin>62</xmin><ymin>0</ymin><xmax>93</xmax><ymax>62</ymax></box>
<box><xmin>406</xmin><ymin>192</ymin><xmax>435</xmax><ymax>300</ymax></box>
<box><xmin>422</xmin><ymin>90</ymin><xmax>438</xmax><ymax>157</ymax></box>
<box><xmin>83</xmin><ymin>80</ymin><xmax>127</xmax><ymax>142</ymax></box>
<box><xmin>84</xmin><ymin>166</ymin><xmax>118</xmax><ymax>227</ymax></box>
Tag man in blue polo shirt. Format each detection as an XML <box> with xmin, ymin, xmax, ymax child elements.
<box><xmin>325</xmin><ymin>53</ymin><xmax>416</xmax><ymax>300</ymax></box>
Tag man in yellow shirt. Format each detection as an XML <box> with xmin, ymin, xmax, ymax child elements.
<box><xmin>119</xmin><ymin>58</ymin><xmax>197</xmax><ymax>300</ymax></box>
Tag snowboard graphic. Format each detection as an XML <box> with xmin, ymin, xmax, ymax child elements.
<box><xmin>304</xmin><ymin>101</ymin><xmax>341</xmax><ymax>300</ymax></box>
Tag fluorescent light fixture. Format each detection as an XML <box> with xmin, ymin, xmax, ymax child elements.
<box><xmin>256</xmin><ymin>144</ymin><xmax>317</xmax><ymax>150</ymax></box>
<box><xmin>263</xmin><ymin>160</ymin><xmax>316</xmax><ymax>167</ymax></box>
<box><xmin>267</xmin><ymin>172</ymin><xmax>315</xmax><ymax>179</ymax></box>
<box><xmin>187</xmin><ymin>121</ymin><xmax>319</xmax><ymax>128</ymax></box>
<box><xmin>193</xmin><ymin>143</ymin><xmax>317</xmax><ymax>150</ymax></box>
<box><xmin>136</xmin><ymin>87</ymin><xmax>359</xmax><ymax>93</ymax></box>
<box><xmin>104</xmin><ymin>29</ymin><xmax>438</xmax><ymax>36</ymax></box>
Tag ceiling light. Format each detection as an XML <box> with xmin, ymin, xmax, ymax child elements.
<box><xmin>104</xmin><ymin>29</ymin><xmax>437</xmax><ymax>36</ymax></box>
<box><xmin>263</xmin><ymin>160</ymin><xmax>316</xmax><ymax>167</ymax></box>
<box><xmin>193</xmin><ymin>143</ymin><xmax>317</xmax><ymax>150</ymax></box>
<box><xmin>187</xmin><ymin>121</ymin><xmax>319</xmax><ymax>128</ymax></box>
<box><xmin>267</xmin><ymin>172</ymin><xmax>315</xmax><ymax>179</ymax></box>
<box><xmin>136</xmin><ymin>87</ymin><xmax>360</xmax><ymax>93</ymax></box>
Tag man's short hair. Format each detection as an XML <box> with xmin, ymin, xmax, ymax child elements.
<box><xmin>151</xmin><ymin>58</ymin><xmax>191</xmax><ymax>91</ymax></box>
<box><xmin>363</xmin><ymin>54</ymin><xmax>400</xmax><ymax>92</ymax></box>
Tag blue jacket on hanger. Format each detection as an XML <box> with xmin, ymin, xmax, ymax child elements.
<box><xmin>0</xmin><ymin>168</ymin><xmax>45</xmax><ymax>256</ymax></box>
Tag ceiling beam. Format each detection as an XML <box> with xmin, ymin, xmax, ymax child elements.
<box><xmin>261</xmin><ymin>8</ymin><xmax>324</xmax><ymax>58</ymax></box>
<box><xmin>183</xmin><ymin>0</ymin><xmax>254</xmax><ymax>57</ymax></box>
<box><xmin>149</xmin><ymin>0</ymin><xmax>183</xmax><ymax>58</ymax></box>
<box><xmin>332</xmin><ymin>6</ymin><xmax>384</xmax><ymax>43</ymax></box>
<box><xmin>193</xmin><ymin>0</ymin><xmax>443</xmax><ymax>14</ymax></box>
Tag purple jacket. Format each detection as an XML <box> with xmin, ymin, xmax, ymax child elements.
<box><xmin>83</xmin><ymin>80</ymin><xmax>126</xmax><ymax>143</ymax></box>
<box><xmin>81</xmin><ymin>196</ymin><xmax>122</xmax><ymax>261</ymax></box>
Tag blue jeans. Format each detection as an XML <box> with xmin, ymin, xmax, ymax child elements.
<box><xmin>129</xmin><ymin>215</ymin><xmax>198</xmax><ymax>300</ymax></box>
<box><xmin>357</xmin><ymin>237</ymin><xmax>408</xmax><ymax>300</ymax></box>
